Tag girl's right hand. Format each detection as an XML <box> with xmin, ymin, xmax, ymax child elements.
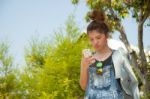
<box><xmin>81</xmin><ymin>56</ymin><xmax>95</xmax><ymax>69</ymax></box>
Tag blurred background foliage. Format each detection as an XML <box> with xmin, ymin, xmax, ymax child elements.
<box><xmin>0</xmin><ymin>15</ymin><xmax>90</xmax><ymax>99</ymax></box>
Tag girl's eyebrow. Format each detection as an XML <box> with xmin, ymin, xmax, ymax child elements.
<box><xmin>95</xmin><ymin>34</ymin><xmax>101</xmax><ymax>37</ymax></box>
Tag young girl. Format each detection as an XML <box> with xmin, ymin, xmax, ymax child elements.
<box><xmin>80</xmin><ymin>10</ymin><xmax>140</xmax><ymax>99</ymax></box>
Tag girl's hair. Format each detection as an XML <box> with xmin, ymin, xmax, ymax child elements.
<box><xmin>87</xmin><ymin>10</ymin><xmax>109</xmax><ymax>35</ymax></box>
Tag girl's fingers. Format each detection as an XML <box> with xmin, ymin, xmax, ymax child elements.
<box><xmin>87</xmin><ymin>56</ymin><xmax>95</xmax><ymax>64</ymax></box>
<box><xmin>81</xmin><ymin>56</ymin><xmax>95</xmax><ymax>67</ymax></box>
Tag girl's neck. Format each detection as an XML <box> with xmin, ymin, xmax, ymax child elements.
<box><xmin>96</xmin><ymin>45</ymin><xmax>111</xmax><ymax>55</ymax></box>
<box><xmin>95</xmin><ymin>45</ymin><xmax>112</xmax><ymax>61</ymax></box>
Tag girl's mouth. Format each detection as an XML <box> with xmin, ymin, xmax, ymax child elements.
<box><xmin>94</xmin><ymin>45</ymin><xmax>99</xmax><ymax>48</ymax></box>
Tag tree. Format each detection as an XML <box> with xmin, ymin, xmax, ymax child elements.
<box><xmin>17</xmin><ymin>15</ymin><xmax>89</xmax><ymax>99</ymax></box>
<box><xmin>72</xmin><ymin>0</ymin><xmax>150</xmax><ymax>98</ymax></box>
<box><xmin>0</xmin><ymin>42</ymin><xmax>17</xmax><ymax>98</ymax></box>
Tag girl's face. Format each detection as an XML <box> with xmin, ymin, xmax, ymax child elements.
<box><xmin>88</xmin><ymin>30</ymin><xmax>108</xmax><ymax>51</ymax></box>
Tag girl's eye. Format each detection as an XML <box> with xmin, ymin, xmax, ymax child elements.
<box><xmin>97</xmin><ymin>37</ymin><xmax>101</xmax><ymax>39</ymax></box>
<box><xmin>90</xmin><ymin>39</ymin><xmax>93</xmax><ymax>41</ymax></box>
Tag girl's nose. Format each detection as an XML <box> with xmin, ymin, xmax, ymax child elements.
<box><xmin>93</xmin><ymin>40</ymin><xmax>98</xmax><ymax>45</ymax></box>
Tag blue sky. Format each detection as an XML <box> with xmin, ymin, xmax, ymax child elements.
<box><xmin>0</xmin><ymin>0</ymin><xmax>149</xmax><ymax>66</ymax></box>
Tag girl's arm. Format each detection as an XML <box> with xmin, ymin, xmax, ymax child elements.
<box><xmin>79</xmin><ymin>56</ymin><xmax>95</xmax><ymax>90</ymax></box>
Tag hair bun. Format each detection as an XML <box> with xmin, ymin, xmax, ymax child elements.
<box><xmin>89</xmin><ymin>10</ymin><xmax>105</xmax><ymax>22</ymax></box>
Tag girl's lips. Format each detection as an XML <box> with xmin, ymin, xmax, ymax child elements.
<box><xmin>94</xmin><ymin>45</ymin><xmax>99</xmax><ymax>48</ymax></box>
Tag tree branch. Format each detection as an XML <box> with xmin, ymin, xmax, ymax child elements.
<box><xmin>141</xmin><ymin>0</ymin><xmax>150</xmax><ymax>24</ymax></box>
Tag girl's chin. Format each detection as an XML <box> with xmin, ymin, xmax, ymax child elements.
<box><xmin>94</xmin><ymin>46</ymin><xmax>99</xmax><ymax>49</ymax></box>
<box><xmin>94</xmin><ymin>47</ymin><xmax>101</xmax><ymax>51</ymax></box>
<box><xmin>94</xmin><ymin>46</ymin><xmax>103</xmax><ymax>51</ymax></box>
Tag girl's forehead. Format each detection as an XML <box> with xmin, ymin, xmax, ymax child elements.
<box><xmin>88</xmin><ymin>31</ymin><xmax>104</xmax><ymax>37</ymax></box>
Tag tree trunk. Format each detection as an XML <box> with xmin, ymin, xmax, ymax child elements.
<box><xmin>108</xmin><ymin>5</ymin><xmax>150</xmax><ymax>97</ymax></box>
<box><xmin>109</xmin><ymin>6</ymin><xmax>145</xmax><ymax>87</ymax></box>
<box><xmin>117</xmin><ymin>24</ymin><xmax>145</xmax><ymax>84</ymax></box>
<box><xmin>138</xmin><ymin>20</ymin><xmax>150</xmax><ymax>98</ymax></box>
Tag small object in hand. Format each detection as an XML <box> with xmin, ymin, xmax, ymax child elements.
<box><xmin>82</xmin><ymin>49</ymin><xmax>92</xmax><ymax>58</ymax></box>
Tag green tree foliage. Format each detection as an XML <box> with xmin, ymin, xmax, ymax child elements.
<box><xmin>0</xmin><ymin>42</ymin><xmax>17</xmax><ymax>98</ymax></box>
<box><xmin>25</xmin><ymin>38</ymin><xmax>48</xmax><ymax>68</ymax></box>
<box><xmin>72</xmin><ymin>0</ymin><xmax>150</xmax><ymax>33</ymax></box>
<box><xmin>15</xmin><ymin>15</ymin><xmax>90</xmax><ymax>99</ymax></box>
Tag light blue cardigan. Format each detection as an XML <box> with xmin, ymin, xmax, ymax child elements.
<box><xmin>112</xmin><ymin>49</ymin><xmax>140</xmax><ymax>99</ymax></box>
